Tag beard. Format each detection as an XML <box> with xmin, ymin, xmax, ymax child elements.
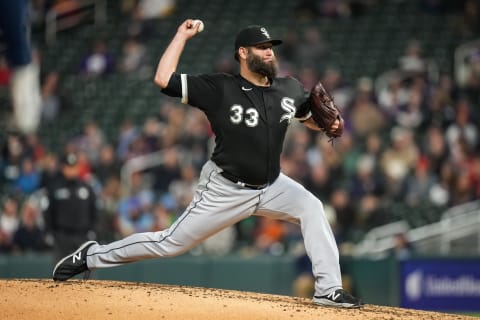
<box><xmin>246</xmin><ymin>50</ymin><xmax>278</xmax><ymax>79</ymax></box>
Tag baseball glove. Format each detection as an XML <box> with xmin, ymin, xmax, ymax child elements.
<box><xmin>308</xmin><ymin>82</ymin><xmax>344</xmax><ymax>139</ymax></box>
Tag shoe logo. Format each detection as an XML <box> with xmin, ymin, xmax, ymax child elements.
<box><xmin>242</xmin><ymin>86</ymin><xmax>252</xmax><ymax>91</ymax></box>
<box><xmin>72</xmin><ymin>252</ymin><xmax>82</xmax><ymax>263</ymax></box>
<box><xmin>327</xmin><ymin>291</ymin><xmax>340</xmax><ymax>301</ymax></box>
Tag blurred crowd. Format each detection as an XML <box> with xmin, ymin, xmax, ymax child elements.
<box><xmin>1</xmin><ymin>0</ymin><xmax>480</xmax><ymax>259</ymax></box>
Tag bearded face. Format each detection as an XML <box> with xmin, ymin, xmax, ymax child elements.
<box><xmin>246</xmin><ymin>48</ymin><xmax>278</xmax><ymax>79</ymax></box>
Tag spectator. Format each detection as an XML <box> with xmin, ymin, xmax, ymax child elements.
<box><xmin>124</xmin><ymin>134</ymin><xmax>150</xmax><ymax>160</ymax></box>
<box><xmin>116</xmin><ymin>119</ymin><xmax>140</xmax><ymax>161</ymax></box>
<box><xmin>141</xmin><ymin>116</ymin><xmax>162</xmax><ymax>153</ymax></box>
<box><xmin>39</xmin><ymin>152</ymin><xmax>61</xmax><ymax>189</ymax></box>
<box><xmin>0</xmin><ymin>196</ymin><xmax>20</xmax><ymax>250</ymax></box>
<box><xmin>451</xmin><ymin>172</ymin><xmax>475</xmax><ymax>205</ymax></box>
<box><xmin>43</xmin><ymin>152</ymin><xmax>97</xmax><ymax>261</ymax></box>
<box><xmin>74</xmin><ymin>121</ymin><xmax>106</xmax><ymax>166</ymax></box>
<box><xmin>14</xmin><ymin>156</ymin><xmax>41</xmax><ymax>195</ymax></box>
<box><xmin>79</xmin><ymin>40</ymin><xmax>115</xmax><ymax>77</ymax></box>
<box><xmin>24</xmin><ymin>132</ymin><xmax>46</xmax><ymax>162</ymax></box>
<box><xmin>380</xmin><ymin>127</ymin><xmax>419</xmax><ymax>200</ymax></box>
<box><xmin>405</xmin><ymin>157</ymin><xmax>437</xmax><ymax>207</ymax></box>
<box><xmin>390</xmin><ymin>233</ymin><xmax>414</xmax><ymax>260</ymax></box>
<box><xmin>395</xmin><ymin>84</ymin><xmax>425</xmax><ymax>129</ymax></box>
<box><xmin>1</xmin><ymin>131</ymin><xmax>25</xmax><ymax>185</ymax></box>
<box><xmin>12</xmin><ymin>199</ymin><xmax>49</xmax><ymax>253</ymax></box>
<box><xmin>356</xmin><ymin>194</ymin><xmax>385</xmax><ymax>230</ymax></box>
<box><xmin>348</xmin><ymin>77</ymin><xmax>386</xmax><ymax>138</ymax></box>
<box><xmin>445</xmin><ymin>99</ymin><xmax>478</xmax><ymax>151</ymax></box>
<box><xmin>398</xmin><ymin>40</ymin><xmax>427</xmax><ymax>78</ymax></box>
<box><xmin>360</xmin><ymin>132</ymin><xmax>384</xmax><ymax>174</ymax></box>
<box><xmin>422</xmin><ymin>125</ymin><xmax>448</xmax><ymax>176</ymax></box>
<box><xmin>152</xmin><ymin>147</ymin><xmax>181</xmax><ymax>193</ymax></box>
<box><xmin>456</xmin><ymin>48</ymin><xmax>480</xmax><ymax>92</ymax></box>
<box><xmin>75</xmin><ymin>150</ymin><xmax>94</xmax><ymax>182</ymax></box>
<box><xmin>350</xmin><ymin>155</ymin><xmax>383</xmax><ymax>201</ymax></box>
<box><xmin>378</xmin><ymin>75</ymin><xmax>410</xmax><ymax>120</ymax></box>
<box><xmin>93</xmin><ymin>144</ymin><xmax>122</xmax><ymax>185</ymax></box>
<box><xmin>40</xmin><ymin>71</ymin><xmax>62</xmax><ymax>123</ymax></box>
<box><xmin>424</xmin><ymin>74</ymin><xmax>455</xmax><ymax>129</ymax></box>
<box><xmin>429</xmin><ymin>161</ymin><xmax>454</xmax><ymax>207</ymax></box>
<box><xmin>118</xmin><ymin>37</ymin><xmax>150</xmax><ymax>77</ymax></box>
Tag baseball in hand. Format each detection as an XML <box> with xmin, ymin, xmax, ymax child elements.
<box><xmin>193</xmin><ymin>19</ymin><xmax>204</xmax><ymax>33</ymax></box>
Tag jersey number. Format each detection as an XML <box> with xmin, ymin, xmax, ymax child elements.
<box><xmin>230</xmin><ymin>105</ymin><xmax>259</xmax><ymax>127</ymax></box>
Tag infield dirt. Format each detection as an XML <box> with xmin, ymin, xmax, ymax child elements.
<box><xmin>0</xmin><ymin>279</ymin><xmax>475</xmax><ymax>319</ymax></box>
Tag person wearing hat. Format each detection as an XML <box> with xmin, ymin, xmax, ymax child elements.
<box><xmin>53</xmin><ymin>20</ymin><xmax>361</xmax><ymax>308</ymax></box>
<box><xmin>44</xmin><ymin>152</ymin><xmax>97</xmax><ymax>263</ymax></box>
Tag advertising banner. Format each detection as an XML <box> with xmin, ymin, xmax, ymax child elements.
<box><xmin>401</xmin><ymin>259</ymin><xmax>480</xmax><ymax>311</ymax></box>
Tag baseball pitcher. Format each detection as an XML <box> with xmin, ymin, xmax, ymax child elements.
<box><xmin>53</xmin><ymin>19</ymin><xmax>362</xmax><ymax>308</ymax></box>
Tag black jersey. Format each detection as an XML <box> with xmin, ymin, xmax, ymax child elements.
<box><xmin>162</xmin><ymin>72</ymin><xmax>310</xmax><ymax>185</ymax></box>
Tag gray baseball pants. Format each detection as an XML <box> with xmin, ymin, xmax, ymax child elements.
<box><xmin>86</xmin><ymin>160</ymin><xmax>342</xmax><ymax>296</ymax></box>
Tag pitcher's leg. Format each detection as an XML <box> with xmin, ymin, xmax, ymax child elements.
<box><xmin>87</xmin><ymin>163</ymin><xmax>261</xmax><ymax>269</ymax></box>
<box><xmin>257</xmin><ymin>173</ymin><xmax>342</xmax><ymax>296</ymax></box>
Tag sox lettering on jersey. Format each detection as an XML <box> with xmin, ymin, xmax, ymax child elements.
<box><xmin>280</xmin><ymin>97</ymin><xmax>296</xmax><ymax>123</ymax></box>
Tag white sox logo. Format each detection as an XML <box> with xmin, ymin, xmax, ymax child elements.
<box><xmin>280</xmin><ymin>97</ymin><xmax>296</xmax><ymax>123</ymax></box>
<box><xmin>260</xmin><ymin>28</ymin><xmax>270</xmax><ymax>39</ymax></box>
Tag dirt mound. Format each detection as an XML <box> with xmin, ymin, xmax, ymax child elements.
<box><xmin>0</xmin><ymin>279</ymin><xmax>473</xmax><ymax>319</ymax></box>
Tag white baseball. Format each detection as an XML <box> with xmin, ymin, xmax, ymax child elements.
<box><xmin>193</xmin><ymin>19</ymin><xmax>204</xmax><ymax>33</ymax></box>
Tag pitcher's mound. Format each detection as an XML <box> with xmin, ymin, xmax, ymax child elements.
<box><xmin>0</xmin><ymin>279</ymin><xmax>473</xmax><ymax>319</ymax></box>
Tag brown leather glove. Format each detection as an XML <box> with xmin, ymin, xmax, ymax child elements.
<box><xmin>308</xmin><ymin>82</ymin><xmax>344</xmax><ymax>139</ymax></box>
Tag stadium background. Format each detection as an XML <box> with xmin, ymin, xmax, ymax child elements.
<box><xmin>1</xmin><ymin>0</ymin><xmax>479</xmax><ymax>315</ymax></box>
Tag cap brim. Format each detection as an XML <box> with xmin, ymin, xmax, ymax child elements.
<box><xmin>250</xmin><ymin>39</ymin><xmax>283</xmax><ymax>47</ymax></box>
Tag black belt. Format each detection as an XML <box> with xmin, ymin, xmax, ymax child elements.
<box><xmin>220</xmin><ymin>171</ymin><xmax>268</xmax><ymax>190</ymax></box>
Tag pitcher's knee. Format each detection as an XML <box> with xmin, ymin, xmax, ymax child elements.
<box><xmin>159</xmin><ymin>238</ymin><xmax>196</xmax><ymax>257</ymax></box>
<box><xmin>299</xmin><ymin>196</ymin><xmax>324</xmax><ymax>215</ymax></box>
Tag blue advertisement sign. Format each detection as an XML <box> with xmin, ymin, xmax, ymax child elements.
<box><xmin>401</xmin><ymin>259</ymin><xmax>480</xmax><ymax>311</ymax></box>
